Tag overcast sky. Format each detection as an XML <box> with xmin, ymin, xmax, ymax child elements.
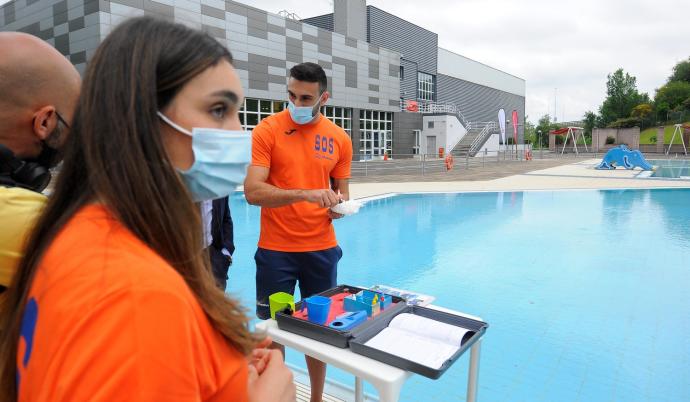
<box><xmin>238</xmin><ymin>0</ymin><xmax>690</xmax><ymax>124</ymax></box>
<box><xmin>2</xmin><ymin>0</ymin><xmax>687</xmax><ymax>124</ymax></box>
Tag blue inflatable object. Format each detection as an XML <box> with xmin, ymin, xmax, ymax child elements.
<box><xmin>596</xmin><ymin>145</ymin><xmax>653</xmax><ymax>170</ymax></box>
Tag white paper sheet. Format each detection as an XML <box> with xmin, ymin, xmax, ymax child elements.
<box><xmin>364</xmin><ymin>313</ymin><xmax>472</xmax><ymax>370</ymax></box>
<box><xmin>388</xmin><ymin>313</ymin><xmax>469</xmax><ymax>347</ymax></box>
<box><xmin>330</xmin><ymin>199</ymin><xmax>363</xmax><ymax>215</ymax></box>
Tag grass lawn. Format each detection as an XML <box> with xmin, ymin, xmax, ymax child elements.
<box><xmin>640</xmin><ymin>123</ymin><xmax>690</xmax><ymax>144</ymax></box>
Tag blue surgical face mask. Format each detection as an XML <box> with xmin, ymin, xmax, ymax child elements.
<box><xmin>287</xmin><ymin>94</ymin><xmax>323</xmax><ymax>125</ymax></box>
<box><xmin>157</xmin><ymin>111</ymin><xmax>251</xmax><ymax>201</ymax></box>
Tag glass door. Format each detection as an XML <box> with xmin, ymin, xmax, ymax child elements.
<box><xmin>372</xmin><ymin>131</ymin><xmax>390</xmax><ymax>158</ymax></box>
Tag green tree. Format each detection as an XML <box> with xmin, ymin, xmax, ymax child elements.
<box><xmin>654</xmin><ymin>81</ymin><xmax>690</xmax><ymax>111</ymax></box>
<box><xmin>598</xmin><ymin>69</ymin><xmax>649</xmax><ymax>126</ymax></box>
<box><xmin>683</xmin><ymin>97</ymin><xmax>690</xmax><ymax>110</ymax></box>
<box><xmin>631</xmin><ymin>104</ymin><xmax>653</xmax><ymax>119</ymax></box>
<box><xmin>668</xmin><ymin>57</ymin><xmax>690</xmax><ymax>83</ymax></box>
<box><xmin>630</xmin><ymin>103</ymin><xmax>654</xmax><ymax>128</ymax></box>
<box><xmin>535</xmin><ymin>114</ymin><xmax>560</xmax><ymax>148</ymax></box>
<box><xmin>524</xmin><ymin>115</ymin><xmax>536</xmax><ymax>145</ymax></box>
<box><xmin>656</xmin><ymin>102</ymin><xmax>671</xmax><ymax>122</ymax></box>
<box><xmin>583</xmin><ymin>111</ymin><xmax>596</xmax><ymax>140</ymax></box>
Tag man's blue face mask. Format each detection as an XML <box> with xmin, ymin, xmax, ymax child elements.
<box><xmin>157</xmin><ymin>111</ymin><xmax>251</xmax><ymax>202</ymax></box>
<box><xmin>287</xmin><ymin>93</ymin><xmax>323</xmax><ymax>125</ymax></box>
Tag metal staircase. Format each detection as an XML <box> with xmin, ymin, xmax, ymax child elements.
<box><xmin>450</xmin><ymin>122</ymin><xmax>498</xmax><ymax>157</ymax></box>
<box><xmin>399</xmin><ymin>100</ymin><xmax>498</xmax><ymax>157</ymax></box>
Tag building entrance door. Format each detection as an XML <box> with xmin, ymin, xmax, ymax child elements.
<box><xmin>373</xmin><ymin>131</ymin><xmax>388</xmax><ymax>156</ymax></box>
<box><xmin>426</xmin><ymin>136</ymin><xmax>437</xmax><ymax>156</ymax></box>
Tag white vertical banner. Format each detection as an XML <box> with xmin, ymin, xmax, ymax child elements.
<box><xmin>498</xmin><ymin>109</ymin><xmax>506</xmax><ymax>146</ymax></box>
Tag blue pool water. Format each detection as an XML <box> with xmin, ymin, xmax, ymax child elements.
<box><xmin>650</xmin><ymin>160</ymin><xmax>690</xmax><ymax>178</ymax></box>
<box><xmin>228</xmin><ymin>189</ymin><xmax>690</xmax><ymax>402</ymax></box>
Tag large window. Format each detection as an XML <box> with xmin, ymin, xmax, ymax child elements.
<box><xmin>413</xmin><ymin>129</ymin><xmax>421</xmax><ymax>155</ymax></box>
<box><xmin>417</xmin><ymin>72</ymin><xmax>434</xmax><ymax>101</ymax></box>
<box><xmin>321</xmin><ymin>105</ymin><xmax>352</xmax><ymax>136</ymax></box>
<box><xmin>239</xmin><ymin>98</ymin><xmax>285</xmax><ymax>130</ymax></box>
<box><xmin>359</xmin><ymin>110</ymin><xmax>393</xmax><ymax>158</ymax></box>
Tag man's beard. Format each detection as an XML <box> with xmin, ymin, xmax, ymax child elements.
<box><xmin>30</xmin><ymin>123</ymin><xmax>64</xmax><ymax>169</ymax></box>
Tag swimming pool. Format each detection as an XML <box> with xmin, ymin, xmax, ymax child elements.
<box><xmin>650</xmin><ymin>160</ymin><xmax>690</xmax><ymax>179</ymax></box>
<box><xmin>228</xmin><ymin>189</ymin><xmax>690</xmax><ymax>402</ymax></box>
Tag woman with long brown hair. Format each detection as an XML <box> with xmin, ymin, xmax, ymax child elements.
<box><xmin>0</xmin><ymin>17</ymin><xmax>295</xmax><ymax>402</ymax></box>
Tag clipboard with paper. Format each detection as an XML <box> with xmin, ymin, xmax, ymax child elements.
<box><xmin>349</xmin><ymin>304</ymin><xmax>488</xmax><ymax>379</ymax></box>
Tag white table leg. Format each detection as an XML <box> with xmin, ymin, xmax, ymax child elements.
<box><xmin>355</xmin><ymin>377</ymin><xmax>364</xmax><ymax>402</ymax></box>
<box><xmin>466</xmin><ymin>339</ymin><xmax>482</xmax><ymax>402</ymax></box>
<box><xmin>372</xmin><ymin>378</ymin><xmax>404</xmax><ymax>402</ymax></box>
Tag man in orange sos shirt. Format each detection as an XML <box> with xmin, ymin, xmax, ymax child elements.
<box><xmin>244</xmin><ymin>62</ymin><xmax>352</xmax><ymax>402</ymax></box>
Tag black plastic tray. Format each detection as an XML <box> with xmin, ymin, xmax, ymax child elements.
<box><xmin>275</xmin><ymin>284</ymin><xmax>406</xmax><ymax>348</ymax></box>
<box><xmin>349</xmin><ymin>305</ymin><xmax>488</xmax><ymax>379</ymax></box>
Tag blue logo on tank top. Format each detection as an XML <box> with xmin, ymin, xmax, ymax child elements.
<box><xmin>314</xmin><ymin>134</ymin><xmax>335</xmax><ymax>160</ymax></box>
<box><xmin>17</xmin><ymin>297</ymin><xmax>39</xmax><ymax>389</ymax></box>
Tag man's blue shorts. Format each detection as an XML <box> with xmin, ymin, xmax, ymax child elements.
<box><xmin>255</xmin><ymin>246</ymin><xmax>342</xmax><ymax>320</ymax></box>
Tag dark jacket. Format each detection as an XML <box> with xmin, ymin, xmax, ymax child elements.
<box><xmin>208</xmin><ymin>196</ymin><xmax>234</xmax><ymax>290</ymax></box>
<box><xmin>211</xmin><ymin>196</ymin><xmax>234</xmax><ymax>256</ymax></box>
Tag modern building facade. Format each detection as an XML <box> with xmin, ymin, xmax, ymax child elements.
<box><xmin>1</xmin><ymin>0</ymin><xmax>526</xmax><ymax>159</ymax></box>
<box><xmin>304</xmin><ymin>1</ymin><xmax>526</xmax><ymax>157</ymax></box>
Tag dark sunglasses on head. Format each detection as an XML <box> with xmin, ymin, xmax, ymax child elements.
<box><xmin>56</xmin><ymin>111</ymin><xmax>70</xmax><ymax>129</ymax></box>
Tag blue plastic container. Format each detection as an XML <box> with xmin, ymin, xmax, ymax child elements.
<box><xmin>305</xmin><ymin>295</ymin><xmax>332</xmax><ymax>325</ymax></box>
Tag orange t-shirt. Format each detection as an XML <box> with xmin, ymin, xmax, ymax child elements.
<box><xmin>251</xmin><ymin>110</ymin><xmax>353</xmax><ymax>252</ymax></box>
<box><xmin>17</xmin><ymin>205</ymin><xmax>248</xmax><ymax>402</ymax></box>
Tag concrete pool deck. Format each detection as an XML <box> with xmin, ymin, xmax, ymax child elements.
<box><xmin>349</xmin><ymin>159</ymin><xmax>690</xmax><ymax>199</ymax></box>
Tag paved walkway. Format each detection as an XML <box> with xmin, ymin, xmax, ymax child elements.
<box><xmin>350</xmin><ymin>159</ymin><xmax>690</xmax><ymax>199</ymax></box>
<box><xmin>351</xmin><ymin>158</ymin><xmax>573</xmax><ymax>183</ymax></box>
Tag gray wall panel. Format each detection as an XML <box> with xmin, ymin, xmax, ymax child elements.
<box><xmin>266</xmin><ymin>23</ymin><xmax>285</xmax><ymax>35</ymax></box>
<box><xmin>399</xmin><ymin>58</ymin><xmax>417</xmax><ymax>101</ymax></box>
<box><xmin>202</xmin><ymin>24</ymin><xmax>225</xmax><ymax>39</ymax></box>
<box><xmin>350</xmin><ymin>107</ymin><xmax>362</xmax><ymax>159</ymax></box>
<box><xmin>1</xmin><ymin>0</ymin><xmax>101</xmax><ymax>73</ymax></box>
<box><xmin>366</xmin><ymin>6</ymin><xmax>436</xmax><ymax>75</ymax></box>
<box><xmin>437</xmin><ymin>73</ymin><xmax>526</xmax><ymax>141</ymax></box>
<box><xmin>393</xmin><ymin>111</ymin><xmax>422</xmax><ymax>155</ymax></box>
<box><xmin>284</xmin><ymin>18</ymin><xmax>301</xmax><ymax>32</ymax></box>
<box><xmin>2</xmin><ymin>1</ymin><xmax>15</xmax><ymax>25</ymax></box>
<box><xmin>333</xmin><ymin>0</ymin><xmax>366</xmax><ymax>41</ymax></box>
<box><xmin>368</xmin><ymin>58</ymin><xmax>378</xmax><ymax>79</ymax></box>
<box><xmin>1</xmin><ymin>0</ymin><xmax>399</xmax><ymax>112</ymax></box>
<box><xmin>200</xmin><ymin>4</ymin><xmax>224</xmax><ymax>19</ymax></box>
<box><xmin>302</xmin><ymin>13</ymin><xmax>333</xmax><ymax>31</ymax></box>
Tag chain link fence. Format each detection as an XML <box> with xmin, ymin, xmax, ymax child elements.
<box><xmin>350</xmin><ymin>148</ymin><xmax>690</xmax><ymax>177</ymax></box>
